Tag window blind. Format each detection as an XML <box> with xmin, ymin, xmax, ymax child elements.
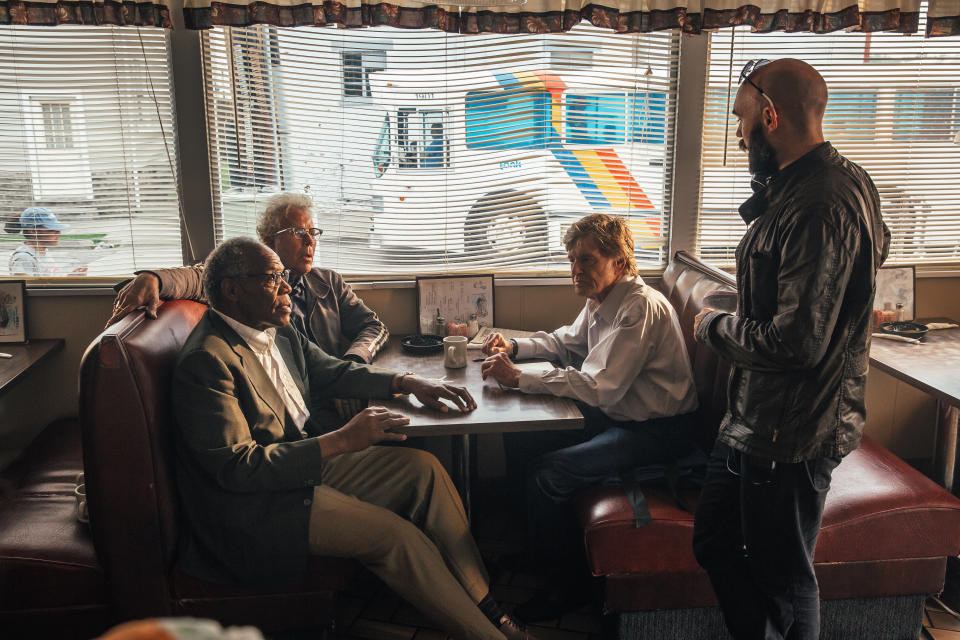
<box><xmin>201</xmin><ymin>23</ymin><xmax>679</xmax><ymax>276</ymax></box>
<box><xmin>0</xmin><ymin>26</ymin><xmax>182</xmax><ymax>278</ymax></box>
<box><xmin>698</xmin><ymin>21</ymin><xmax>960</xmax><ymax>268</ymax></box>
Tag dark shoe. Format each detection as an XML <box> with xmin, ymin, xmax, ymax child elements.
<box><xmin>514</xmin><ymin>583</ymin><xmax>591</xmax><ymax>623</ymax></box>
<box><xmin>497</xmin><ymin>614</ymin><xmax>542</xmax><ymax>640</ymax></box>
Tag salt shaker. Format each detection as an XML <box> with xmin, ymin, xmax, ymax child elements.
<box><xmin>467</xmin><ymin>314</ymin><xmax>479</xmax><ymax>338</ymax></box>
<box><xmin>895</xmin><ymin>303</ymin><xmax>905</xmax><ymax>323</ymax></box>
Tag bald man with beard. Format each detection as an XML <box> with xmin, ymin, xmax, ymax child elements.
<box><xmin>690</xmin><ymin>59</ymin><xmax>890</xmax><ymax>639</ymax></box>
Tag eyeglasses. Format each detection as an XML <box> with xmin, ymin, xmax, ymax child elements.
<box><xmin>273</xmin><ymin>226</ymin><xmax>323</xmax><ymax>241</ymax></box>
<box><xmin>739</xmin><ymin>58</ymin><xmax>775</xmax><ymax>111</ymax></box>
<box><xmin>241</xmin><ymin>272</ymin><xmax>287</xmax><ymax>289</ymax></box>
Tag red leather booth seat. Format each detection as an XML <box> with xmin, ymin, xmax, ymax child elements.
<box><xmin>0</xmin><ymin>418</ymin><xmax>112</xmax><ymax>638</ymax></box>
<box><xmin>79</xmin><ymin>300</ymin><xmax>357</xmax><ymax>631</ymax></box>
<box><xmin>574</xmin><ymin>251</ymin><xmax>960</xmax><ymax>625</ymax></box>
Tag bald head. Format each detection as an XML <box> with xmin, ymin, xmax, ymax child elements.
<box><xmin>749</xmin><ymin>59</ymin><xmax>828</xmax><ymax>138</ymax></box>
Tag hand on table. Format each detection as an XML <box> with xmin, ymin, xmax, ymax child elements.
<box><xmin>106</xmin><ymin>272</ymin><xmax>161</xmax><ymax>327</ymax></box>
<box><xmin>399</xmin><ymin>374</ymin><xmax>477</xmax><ymax>413</ymax></box>
<box><xmin>480</xmin><ymin>352</ymin><xmax>521</xmax><ymax>389</ymax></box>
<box><xmin>481</xmin><ymin>332</ymin><xmax>515</xmax><ymax>357</ymax></box>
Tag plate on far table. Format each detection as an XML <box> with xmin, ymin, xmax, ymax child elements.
<box><xmin>879</xmin><ymin>321</ymin><xmax>929</xmax><ymax>340</ymax></box>
<box><xmin>400</xmin><ymin>334</ymin><xmax>444</xmax><ymax>355</ymax></box>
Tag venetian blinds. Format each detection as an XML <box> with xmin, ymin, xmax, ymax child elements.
<box><xmin>698</xmin><ymin>22</ymin><xmax>960</xmax><ymax>268</ymax></box>
<box><xmin>201</xmin><ymin>23</ymin><xmax>679</xmax><ymax>275</ymax></box>
<box><xmin>0</xmin><ymin>26</ymin><xmax>182</xmax><ymax>278</ymax></box>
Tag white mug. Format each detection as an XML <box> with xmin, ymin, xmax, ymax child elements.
<box><xmin>443</xmin><ymin>335</ymin><xmax>468</xmax><ymax>368</ymax></box>
<box><xmin>74</xmin><ymin>483</ymin><xmax>89</xmax><ymax>524</ymax></box>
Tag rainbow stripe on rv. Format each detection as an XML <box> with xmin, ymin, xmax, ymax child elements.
<box><xmin>492</xmin><ymin>71</ymin><xmax>659</xmax><ymax>239</ymax></box>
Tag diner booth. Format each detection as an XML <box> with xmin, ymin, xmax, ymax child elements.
<box><xmin>1</xmin><ymin>0</ymin><xmax>959</xmax><ymax>637</ymax></box>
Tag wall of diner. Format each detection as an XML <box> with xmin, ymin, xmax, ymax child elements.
<box><xmin>1</xmin><ymin>275</ymin><xmax>958</xmax><ymax>473</ymax></box>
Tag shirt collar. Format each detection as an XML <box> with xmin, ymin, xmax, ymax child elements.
<box><xmin>588</xmin><ymin>275</ymin><xmax>639</xmax><ymax>324</ymax></box>
<box><xmin>213</xmin><ymin>309</ymin><xmax>277</xmax><ymax>354</ymax></box>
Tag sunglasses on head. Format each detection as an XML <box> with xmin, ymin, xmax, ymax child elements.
<box><xmin>739</xmin><ymin>58</ymin><xmax>775</xmax><ymax>111</ymax></box>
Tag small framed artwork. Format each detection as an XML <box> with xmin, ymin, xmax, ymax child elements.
<box><xmin>874</xmin><ymin>265</ymin><xmax>916</xmax><ymax>321</ymax></box>
<box><xmin>0</xmin><ymin>280</ymin><xmax>27</xmax><ymax>343</ymax></box>
<box><xmin>416</xmin><ymin>274</ymin><xmax>494</xmax><ymax>335</ymax></box>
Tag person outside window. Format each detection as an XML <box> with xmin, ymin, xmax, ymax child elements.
<box><xmin>7</xmin><ymin>207</ymin><xmax>85</xmax><ymax>277</ymax></box>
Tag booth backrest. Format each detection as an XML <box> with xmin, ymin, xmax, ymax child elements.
<box><xmin>656</xmin><ymin>251</ymin><xmax>738</xmax><ymax>451</ymax></box>
<box><xmin>79</xmin><ymin>300</ymin><xmax>208</xmax><ymax>620</ymax></box>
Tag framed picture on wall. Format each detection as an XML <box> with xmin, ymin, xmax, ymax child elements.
<box><xmin>874</xmin><ymin>266</ymin><xmax>916</xmax><ymax>321</ymax></box>
<box><xmin>0</xmin><ymin>280</ymin><xmax>27</xmax><ymax>343</ymax></box>
<box><xmin>416</xmin><ymin>274</ymin><xmax>494</xmax><ymax>335</ymax></box>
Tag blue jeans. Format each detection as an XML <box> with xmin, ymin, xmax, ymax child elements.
<box><xmin>505</xmin><ymin>403</ymin><xmax>698</xmax><ymax>566</ymax></box>
<box><xmin>692</xmin><ymin>442</ymin><xmax>842</xmax><ymax>640</ymax></box>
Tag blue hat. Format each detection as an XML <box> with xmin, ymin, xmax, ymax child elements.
<box><xmin>20</xmin><ymin>207</ymin><xmax>69</xmax><ymax>231</ymax></box>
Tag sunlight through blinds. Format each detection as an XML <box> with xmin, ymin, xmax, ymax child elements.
<box><xmin>201</xmin><ymin>23</ymin><xmax>679</xmax><ymax>276</ymax></box>
<box><xmin>699</xmin><ymin>18</ymin><xmax>960</xmax><ymax>268</ymax></box>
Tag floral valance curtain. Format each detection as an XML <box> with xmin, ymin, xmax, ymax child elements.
<box><xmin>0</xmin><ymin>0</ymin><xmax>171</xmax><ymax>27</ymax></box>
<box><xmin>181</xmin><ymin>0</ymin><xmax>958</xmax><ymax>36</ymax></box>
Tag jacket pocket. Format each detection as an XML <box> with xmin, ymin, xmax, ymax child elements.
<box><xmin>733</xmin><ymin>369</ymin><xmax>789</xmax><ymax>444</ymax></box>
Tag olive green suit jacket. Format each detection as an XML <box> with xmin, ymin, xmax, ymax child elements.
<box><xmin>172</xmin><ymin>310</ymin><xmax>396</xmax><ymax>586</ymax></box>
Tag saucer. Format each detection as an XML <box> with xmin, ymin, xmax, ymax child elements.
<box><xmin>878</xmin><ymin>322</ymin><xmax>928</xmax><ymax>340</ymax></box>
<box><xmin>400</xmin><ymin>334</ymin><xmax>444</xmax><ymax>355</ymax></box>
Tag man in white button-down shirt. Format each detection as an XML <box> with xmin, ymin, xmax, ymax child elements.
<box><xmin>481</xmin><ymin>213</ymin><xmax>699</xmax><ymax>622</ymax></box>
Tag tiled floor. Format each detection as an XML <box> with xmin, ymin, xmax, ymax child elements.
<box><xmin>327</xmin><ymin>482</ymin><xmax>960</xmax><ymax>640</ymax></box>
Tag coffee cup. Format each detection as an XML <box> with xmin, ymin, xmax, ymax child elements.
<box><xmin>74</xmin><ymin>483</ymin><xmax>89</xmax><ymax>524</ymax></box>
<box><xmin>443</xmin><ymin>335</ymin><xmax>468</xmax><ymax>368</ymax></box>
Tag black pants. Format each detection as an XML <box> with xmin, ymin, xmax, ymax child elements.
<box><xmin>692</xmin><ymin>442</ymin><xmax>842</xmax><ymax>640</ymax></box>
<box><xmin>506</xmin><ymin>403</ymin><xmax>698</xmax><ymax>570</ymax></box>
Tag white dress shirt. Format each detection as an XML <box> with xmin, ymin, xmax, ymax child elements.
<box><xmin>515</xmin><ymin>275</ymin><xmax>698</xmax><ymax>423</ymax></box>
<box><xmin>214</xmin><ymin>310</ymin><xmax>311</xmax><ymax>435</ymax></box>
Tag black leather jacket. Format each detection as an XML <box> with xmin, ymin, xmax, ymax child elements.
<box><xmin>696</xmin><ymin>143</ymin><xmax>891</xmax><ymax>462</ymax></box>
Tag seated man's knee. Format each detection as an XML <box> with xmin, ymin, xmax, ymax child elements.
<box><xmin>358</xmin><ymin>517</ymin><xmax>429</xmax><ymax>566</ymax></box>
<box><xmin>529</xmin><ymin>457</ymin><xmax>574</xmax><ymax>504</ymax></box>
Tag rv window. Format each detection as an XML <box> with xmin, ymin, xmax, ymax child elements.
<box><xmin>374</xmin><ymin>115</ymin><xmax>391</xmax><ymax>177</ymax></box>
<box><xmin>565</xmin><ymin>94</ymin><xmax>626</xmax><ymax>145</ymax></box>
<box><xmin>465</xmin><ymin>90</ymin><xmax>553</xmax><ymax>150</ymax></box>
<box><xmin>629</xmin><ymin>92</ymin><xmax>667</xmax><ymax>145</ymax></box>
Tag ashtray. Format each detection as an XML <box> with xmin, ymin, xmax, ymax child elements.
<box><xmin>400</xmin><ymin>334</ymin><xmax>444</xmax><ymax>355</ymax></box>
<box><xmin>879</xmin><ymin>321</ymin><xmax>928</xmax><ymax>340</ymax></box>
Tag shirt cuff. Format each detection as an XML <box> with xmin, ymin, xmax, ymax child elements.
<box><xmin>517</xmin><ymin>370</ymin><xmax>551</xmax><ymax>394</ymax></box>
<box><xmin>342</xmin><ymin>352</ymin><xmax>368</xmax><ymax>364</ymax></box>
<box><xmin>513</xmin><ymin>338</ymin><xmax>534</xmax><ymax>360</ymax></box>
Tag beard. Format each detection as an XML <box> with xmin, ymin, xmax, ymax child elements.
<box><xmin>740</xmin><ymin>123</ymin><xmax>779</xmax><ymax>185</ymax></box>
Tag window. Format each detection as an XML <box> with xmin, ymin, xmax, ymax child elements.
<box><xmin>893</xmin><ymin>90</ymin><xmax>957</xmax><ymax>141</ymax></box>
<box><xmin>465</xmin><ymin>90</ymin><xmax>552</xmax><ymax>150</ymax></box>
<box><xmin>343</xmin><ymin>50</ymin><xmax>386</xmax><ymax>98</ymax></box>
<box><xmin>698</xmin><ymin>24</ymin><xmax>960</xmax><ymax>266</ymax></box>
<box><xmin>40</xmin><ymin>102</ymin><xmax>74</xmax><ymax>149</ymax></box>
<box><xmin>1</xmin><ymin>26</ymin><xmax>182</xmax><ymax>277</ymax></box>
<box><xmin>202</xmin><ymin>24</ymin><xmax>679</xmax><ymax>274</ymax></box>
<box><xmin>373</xmin><ymin>115</ymin><xmax>391</xmax><ymax>178</ymax></box>
<box><xmin>566</xmin><ymin>94</ymin><xmax>627</xmax><ymax>145</ymax></box>
<box><xmin>630</xmin><ymin>92</ymin><xmax>667</xmax><ymax>145</ymax></box>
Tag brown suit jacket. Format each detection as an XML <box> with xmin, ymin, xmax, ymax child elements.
<box><xmin>172</xmin><ymin>310</ymin><xmax>395</xmax><ymax>586</ymax></box>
